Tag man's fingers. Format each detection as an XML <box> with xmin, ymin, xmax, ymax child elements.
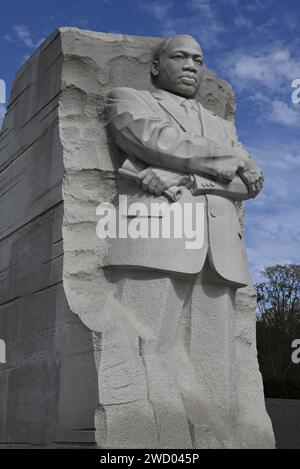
<box><xmin>249</xmin><ymin>177</ymin><xmax>263</xmax><ymax>197</ymax></box>
<box><xmin>249</xmin><ymin>184</ymin><xmax>256</xmax><ymax>195</ymax></box>
<box><xmin>147</xmin><ymin>178</ymin><xmax>159</xmax><ymax>193</ymax></box>
<box><xmin>259</xmin><ymin>176</ymin><xmax>264</xmax><ymax>188</ymax></box>
<box><xmin>142</xmin><ymin>174</ymin><xmax>154</xmax><ymax>192</ymax></box>
<box><xmin>154</xmin><ymin>181</ymin><xmax>166</xmax><ymax>194</ymax></box>
<box><xmin>136</xmin><ymin>168</ymin><xmax>150</xmax><ymax>184</ymax></box>
<box><xmin>241</xmin><ymin>169</ymin><xmax>264</xmax><ymax>195</ymax></box>
<box><xmin>153</xmin><ymin>185</ymin><xmax>164</xmax><ymax>195</ymax></box>
<box><xmin>254</xmin><ymin>174</ymin><xmax>263</xmax><ymax>194</ymax></box>
<box><xmin>137</xmin><ymin>169</ymin><xmax>189</xmax><ymax>195</ymax></box>
<box><xmin>146</xmin><ymin>176</ymin><xmax>166</xmax><ymax>194</ymax></box>
<box><xmin>240</xmin><ymin>170</ymin><xmax>251</xmax><ymax>187</ymax></box>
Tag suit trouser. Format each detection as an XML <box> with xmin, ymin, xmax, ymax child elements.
<box><xmin>99</xmin><ymin>259</ymin><xmax>239</xmax><ymax>448</ymax></box>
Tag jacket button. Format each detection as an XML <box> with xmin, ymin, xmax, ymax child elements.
<box><xmin>210</xmin><ymin>209</ymin><xmax>216</xmax><ymax>217</ymax></box>
<box><xmin>210</xmin><ymin>182</ymin><xmax>215</xmax><ymax>187</ymax></box>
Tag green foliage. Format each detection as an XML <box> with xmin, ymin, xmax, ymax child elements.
<box><xmin>256</xmin><ymin>264</ymin><xmax>300</xmax><ymax>399</ymax></box>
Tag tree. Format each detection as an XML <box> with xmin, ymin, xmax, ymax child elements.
<box><xmin>256</xmin><ymin>264</ymin><xmax>300</xmax><ymax>398</ymax></box>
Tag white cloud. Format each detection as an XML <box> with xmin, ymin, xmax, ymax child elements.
<box><xmin>218</xmin><ymin>44</ymin><xmax>300</xmax><ymax>127</ymax></box>
<box><xmin>12</xmin><ymin>25</ymin><xmax>43</xmax><ymax>49</ymax></box>
<box><xmin>246</xmin><ymin>208</ymin><xmax>300</xmax><ymax>281</ymax></box>
<box><xmin>249</xmin><ymin>142</ymin><xmax>300</xmax><ymax>192</ymax></box>
<box><xmin>247</xmin><ymin>90</ymin><xmax>270</xmax><ymax>105</ymax></box>
<box><xmin>141</xmin><ymin>0</ymin><xmax>173</xmax><ymax>21</ymax></box>
<box><xmin>188</xmin><ymin>0</ymin><xmax>225</xmax><ymax>47</ymax></box>
<box><xmin>269</xmin><ymin>100</ymin><xmax>300</xmax><ymax>127</ymax></box>
<box><xmin>157</xmin><ymin>16</ymin><xmax>225</xmax><ymax>48</ymax></box>
<box><xmin>139</xmin><ymin>0</ymin><xmax>225</xmax><ymax>48</ymax></box>
<box><xmin>13</xmin><ymin>25</ymin><xmax>35</xmax><ymax>48</ymax></box>
<box><xmin>191</xmin><ymin>0</ymin><xmax>214</xmax><ymax>18</ymax></box>
<box><xmin>222</xmin><ymin>47</ymin><xmax>300</xmax><ymax>92</ymax></box>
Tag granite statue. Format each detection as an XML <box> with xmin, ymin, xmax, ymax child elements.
<box><xmin>102</xmin><ymin>35</ymin><xmax>271</xmax><ymax>448</ymax></box>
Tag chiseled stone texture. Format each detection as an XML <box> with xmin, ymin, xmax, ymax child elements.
<box><xmin>0</xmin><ymin>27</ymin><xmax>274</xmax><ymax>448</ymax></box>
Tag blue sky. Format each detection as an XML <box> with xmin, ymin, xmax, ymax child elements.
<box><xmin>1</xmin><ymin>0</ymin><xmax>299</xmax><ymax>281</ymax></box>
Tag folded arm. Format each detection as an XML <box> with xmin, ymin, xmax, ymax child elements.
<box><xmin>106</xmin><ymin>87</ymin><xmax>248</xmax><ymax>182</ymax></box>
<box><xmin>191</xmin><ymin>174</ymin><xmax>252</xmax><ymax>201</ymax></box>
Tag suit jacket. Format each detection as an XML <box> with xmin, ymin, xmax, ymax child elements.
<box><xmin>104</xmin><ymin>87</ymin><xmax>253</xmax><ymax>287</ymax></box>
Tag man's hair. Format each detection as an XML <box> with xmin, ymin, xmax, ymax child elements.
<box><xmin>151</xmin><ymin>37</ymin><xmax>172</xmax><ymax>84</ymax></box>
<box><xmin>152</xmin><ymin>37</ymin><xmax>173</xmax><ymax>64</ymax></box>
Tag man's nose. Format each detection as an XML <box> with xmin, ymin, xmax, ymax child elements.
<box><xmin>182</xmin><ymin>58</ymin><xmax>197</xmax><ymax>72</ymax></box>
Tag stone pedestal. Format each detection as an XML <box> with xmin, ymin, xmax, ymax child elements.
<box><xmin>0</xmin><ymin>28</ymin><xmax>274</xmax><ymax>448</ymax></box>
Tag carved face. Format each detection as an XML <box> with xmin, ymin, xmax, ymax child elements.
<box><xmin>152</xmin><ymin>35</ymin><xmax>204</xmax><ymax>98</ymax></box>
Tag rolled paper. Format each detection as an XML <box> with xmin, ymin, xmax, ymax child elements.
<box><xmin>165</xmin><ymin>186</ymin><xmax>182</xmax><ymax>202</ymax></box>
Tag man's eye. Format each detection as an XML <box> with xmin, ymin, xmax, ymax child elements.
<box><xmin>172</xmin><ymin>54</ymin><xmax>184</xmax><ymax>59</ymax></box>
<box><xmin>194</xmin><ymin>58</ymin><xmax>203</xmax><ymax>65</ymax></box>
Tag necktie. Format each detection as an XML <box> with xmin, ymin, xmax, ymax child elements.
<box><xmin>181</xmin><ymin>99</ymin><xmax>195</xmax><ymax>118</ymax></box>
<box><xmin>181</xmin><ymin>99</ymin><xmax>203</xmax><ymax>135</ymax></box>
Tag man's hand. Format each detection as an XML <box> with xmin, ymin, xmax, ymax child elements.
<box><xmin>136</xmin><ymin>167</ymin><xmax>191</xmax><ymax>196</ymax></box>
<box><xmin>237</xmin><ymin>157</ymin><xmax>264</xmax><ymax>198</ymax></box>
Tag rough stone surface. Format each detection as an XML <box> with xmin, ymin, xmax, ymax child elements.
<box><xmin>0</xmin><ymin>28</ymin><xmax>274</xmax><ymax>448</ymax></box>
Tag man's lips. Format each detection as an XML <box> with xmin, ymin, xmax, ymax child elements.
<box><xmin>179</xmin><ymin>75</ymin><xmax>197</xmax><ymax>85</ymax></box>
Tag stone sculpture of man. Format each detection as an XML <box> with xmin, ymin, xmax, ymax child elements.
<box><xmin>103</xmin><ymin>35</ymin><xmax>266</xmax><ymax>448</ymax></box>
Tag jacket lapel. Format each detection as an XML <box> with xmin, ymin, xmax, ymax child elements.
<box><xmin>151</xmin><ymin>89</ymin><xmax>189</xmax><ymax>131</ymax></box>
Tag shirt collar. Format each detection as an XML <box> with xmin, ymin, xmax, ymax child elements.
<box><xmin>162</xmin><ymin>90</ymin><xmax>199</xmax><ymax>112</ymax></box>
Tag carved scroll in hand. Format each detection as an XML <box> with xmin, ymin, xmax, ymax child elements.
<box><xmin>118</xmin><ymin>158</ymin><xmax>183</xmax><ymax>202</ymax></box>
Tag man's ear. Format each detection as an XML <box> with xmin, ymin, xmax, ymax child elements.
<box><xmin>151</xmin><ymin>59</ymin><xmax>159</xmax><ymax>77</ymax></box>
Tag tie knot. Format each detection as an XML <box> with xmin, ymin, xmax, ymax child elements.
<box><xmin>181</xmin><ymin>99</ymin><xmax>197</xmax><ymax>115</ymax></box>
